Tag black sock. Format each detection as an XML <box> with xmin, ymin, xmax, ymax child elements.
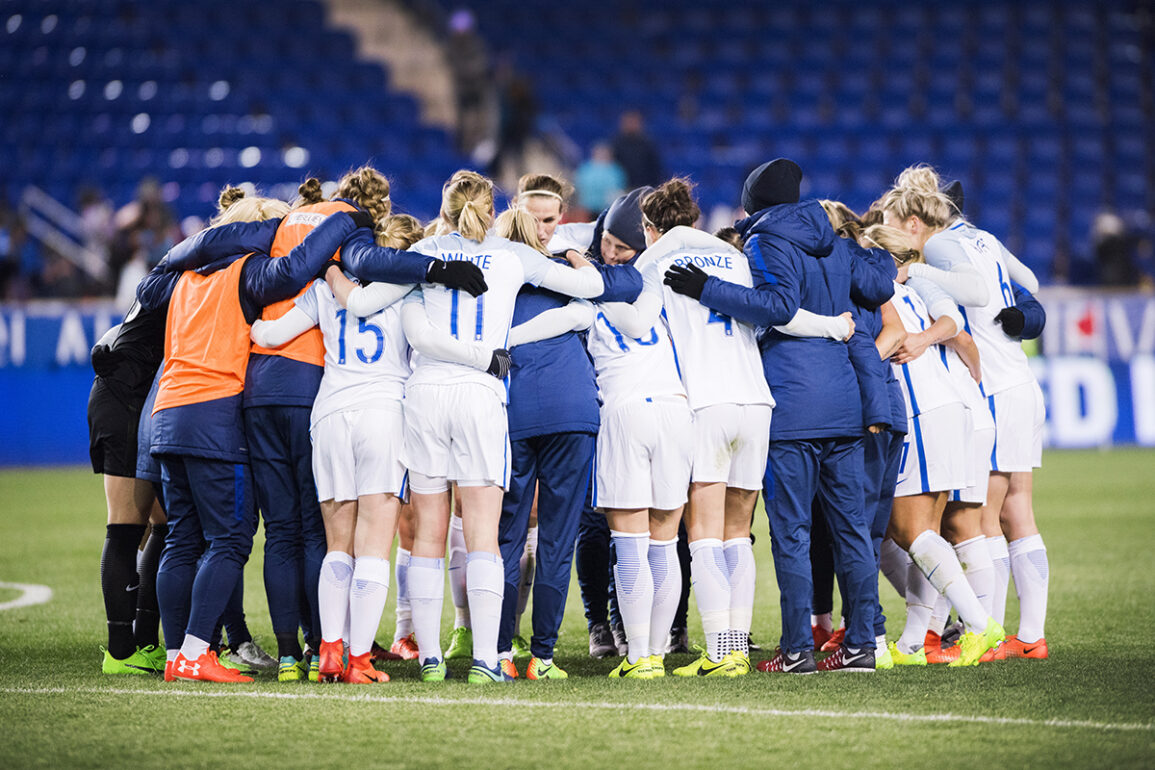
<box><xmin>101</xmin><ymin>523</ymin><xmax>147</xmax><ymax>659</ymax></box>
<box><xmin>134</xmin><ymin>522</ymin><xmax>167</xmax><ymax>649</ymax></box>
<box><xmin>276</xmin><ymin>632</ymin><xmax>303</xmax><ymax>661</ymax></box>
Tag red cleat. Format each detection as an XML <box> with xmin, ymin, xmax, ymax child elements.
<box><xmin>372</xmin><ymin>640</ymin><xmax>401</xmax><ymax>662</ymax></box>
<box><xmin>389</xmin><ymin>634</ymin><xmax>419</xmax><ymax>661</ymax></box>
<box><xmin>811</xmin><ymin>625</ymin><xmax>832</xmax><ymax>651</ymax></box>
<box><xmin>1002</xmin><ymin>635</ymin><xmax>1049</xmax><ymax>659</ymax></box>
<box><xmin>820</xmin><ymin>627</ymin><xmax>845</xmax><ymax>653</ymax></box>
<box><xmin>318</xmin><ymin>639</ymin><xmax>345</xmax><ymax>683</ymax></box>
<box><xmin>757</xmin><ymin>648</ymin><xmax>817</xmax><ymax>674</ymax></box>
<box><xmin>342</xmin><ymin>652</ymin><xmax>390</xmax><ymax>683</ymax></box>
<box><xmin>172</xmin><ymin>651</ymin><xmax>254</xmax><ymax>683</ymax></box>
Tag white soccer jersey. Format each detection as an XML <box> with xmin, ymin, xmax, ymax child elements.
<box><xmin>587</xmin><ymin>301</ymin><xmax>686</xmax><ymax>410</ymax></box>
<box><xmin>295</xmin><ymin>278</ymin><xmax>410</xmax><ymax>429</ymax></box>
<box><xmin>405</xmin><ymin>232</ymin><xmax>603</xmax><ymax>402</ymax></box>
<box><xmin>940</xmin><ymin>346</ymin><xmax>995</xmax><ymax>433</ymax></box>
<box><xmin>548</xmin><ymin>222</ymin><xmax>595</xmax><ymax>254</ymax></box>
<box><xmin>925</xmin><ymin>222</ymin><xmax>1035</xmax><ymax>395</ymax></box>
<box><xmin>891</xmin><ymin>281</ymin><xmax>964</xmax><ymax>419</ymax></box>
<box><xmin>634</xmin><ymin>226</ymin><xmax>773</xmax><ymax>411</ymax></box>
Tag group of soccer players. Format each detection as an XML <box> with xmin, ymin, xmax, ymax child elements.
<box><xmin>89</xmin><ymin>155</ymin><xmax>1050</xmax><ymax>684</ymax></box>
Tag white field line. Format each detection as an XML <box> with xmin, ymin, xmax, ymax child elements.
<box><xmin>0</xmin><ymin>582</ymin><xmax>52</xmax><ymax>611</ymax></box>
<box><xmin>2</xmin><ymin>686</ymin><xmax>1151</xmax><ymax>733</ymax></box>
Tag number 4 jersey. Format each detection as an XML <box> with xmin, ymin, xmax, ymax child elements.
<box><xmin>635</xmin><ymin>226</ymin><xmax>773</xmax><ymax>411</ymax></box>
<box><xmin>294</xmin><ymin>277</ymin><xmax>411</xmax><ymax>430</ymax></box>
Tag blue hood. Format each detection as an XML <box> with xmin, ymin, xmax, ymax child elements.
<box><xmin>735</xmin><ymin>200</ymin><xmax>836</xmax><ymax>259</ymax></box>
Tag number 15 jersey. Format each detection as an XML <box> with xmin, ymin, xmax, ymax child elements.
<box><xmin>295</xmin><ymin>277</ymin><xmax>410</xmax><ymax>430</ymax></box>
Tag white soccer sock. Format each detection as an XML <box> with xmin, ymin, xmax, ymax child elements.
<box><xmin>909</xmin><ymin>530</ymin><xmax>989</xmax><ymax>633</ymax></box>
<box><xmin>879</xmin><ymin>537</ymin><xmax>911</xmax><ymax>597</ymax></box>
<box><xmin>465</xmin><ymin>551</ymin><xmax>504</xmax><ymax>669</ymax></box>
<box><xmin>928</xmin><ymin>594</ymin><xmax>950</xmax><ymax>636</ymax></box>
<box><xmin>393</xmin><ymin>548</ymin><xmax>412</xmax><ymax>642</ymax></box>
<box><xmin>407</xmin><ymin>556</ymin><xmax>445</xmax><ymax>662</ymax></box>
<box><xmin>724</xmin><ymin>537</ymin><xmax>756</xmax><ymax>655</ymax></box>
<box><xmin>348</xmin><ymin>557</ymin><xmax>390</xmax><ymax>657</ymax></box>
<box><xmin>318</xmin><ymin>551</ymin><xmax>354</xmax><ymax>644</ymax></box>
<box><xmin>515</xmin><ymin>525</ymin><xmax>538</xmax><ymax>637</ymax></box>
<box><xmin>955</xmin><ymin>535</ymin><xmax>996</xmax><ymax>618</ymax></box>
<box><xmin>987</xmin><ymin>535</ymin><xmax>1012</xmax><ymax>626</ymax></box>
<box><xmin>897</xmin><ymin>559</ymin><xmax>938</xmax><ymax>654</ymax></box>
<box><xmin>689</xmin><ymin>538</ymin><xmax>730</xmax><ymax>662</ymax></box>
<box><xmin>179</xmin><ymin>633</ymin><xmax>210</xmax><ymax>661</ymax></box>
<box><xmin>1009</xmin><ymin>534</ymin><xmax>1049</xmax><ymax>642</ymax></box>
<box><xmin>611</xmin><ymin>531</ymin><xmax>653</xmax><ymax>664</ymax></box>
<box><xmin>448</xmin><ymin>516</ymin><xmax>470</xmax><ymax>628</ymax></box>
<box><xmin>647</xmin><ymin>538</ymin><xmax>681</xmax><ymax>657</ymax></box>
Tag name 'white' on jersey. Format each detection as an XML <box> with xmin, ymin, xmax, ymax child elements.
<box><xmin>295</xmin><ymin>278</ymin><xmax>410</xmax><ymax>429</ymax></box>
<box><xmin>891</xmin><ymin>281</ymin><xmax>964</xmax><ymax>420</ymax></box>
<box><xmin>635</xmin><ymin>226</ymin><xmax>773</xmax><ymax>411</ymax></box>
<box><xmin>587</xmin><ymin>303</ymin><xmax>686</xmax><ymax>411</ymax></box>
<box><xmin>926</xmin><ymin>222</ymin><xmax>1034</xmax><ymax>395</ymax></box>
<box><xmin>406</xmin><ymin>232</ymin><xmax>572</xmax><ymax>402</ymax></box>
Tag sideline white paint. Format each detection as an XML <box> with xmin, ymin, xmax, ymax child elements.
<box><xmin>2</xmin><ymin>686</ymin><xmax>1151</xmax><ymax>734</ymax></box>
<box><xmin>0</xmin><ymin>582</ymin><xmax>52</xmax><ymax>611</ymax></box>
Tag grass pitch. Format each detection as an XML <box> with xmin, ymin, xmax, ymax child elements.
<box><xmin>1</xmin><ymin>450</ymin><xmax>1153</xmax><ymax>768</ymax></box>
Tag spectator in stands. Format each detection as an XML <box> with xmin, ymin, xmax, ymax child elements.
<box><xmin>0</xmin><ymin>207</ymin><xmax>42</xmax><ymax>300</ymax></box>
<box><xmin>447</xmin><ymin>9</ymin><xmax>493</xmax><ymax>156</ymax></box>
<box><xmin>1092</xmin><ymin>211</ymin><xmax>1140</xmax><ymax>287</ymax></box>
<box><xmin>492</xmin><ymin>58</ymin><xmax>538</xmax><ymax>183</ymax></box>
<box><xmin>611</xmin><ymin>110</ymin><xmax>663</xmax><ymax>190</ymax></box>
<box><xmin>110</xmin><ymin>178</ymin><xmax>180</xmax><ymax>294</ymax></box>
<box><xmin>574</xmin><ymin>144</ymin><xmax>626</xmax><ymax>218</ymax></box>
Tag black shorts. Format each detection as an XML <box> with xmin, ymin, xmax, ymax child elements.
<box><xmin>87</xmin><ymin>377</ymin><xmax>146</xmax><ymax>477</ymax></box>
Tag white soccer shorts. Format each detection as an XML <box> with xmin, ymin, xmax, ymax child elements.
<box><xmin>989</xmin><ymin>380</ymin><xmax>1045</xmax><ymax>473</ymax></box>
<box><xmin>895</xmin><ymin>401</ymin><xmax>969</xmax><ymax>498</ymax></box>
<box><xmin>690</xmin><ymin>403</ymin><xmax>772</xmax><ymax>489</ymax></box>
<box><xmin>311</xmin><ymin>405</ymin><xmax>406</xmax><ymax>502</ymax></box>
<box><xmin>401</xmin><ymin>382</ymin><xmax>510</xmax><ymax>491</ymax></box>
<box><xmin>593</xmin><ymin>396</ymin><xmax>693</xmax><ymax>511</ymax></box>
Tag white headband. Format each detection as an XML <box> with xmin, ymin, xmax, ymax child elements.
<box><xmin>520</xmin><ymin>189</ymin><xmax>564</xmax><ymax>202</ymax></box>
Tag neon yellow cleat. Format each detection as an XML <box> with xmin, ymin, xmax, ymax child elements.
<box><xmin>608</xmin><ymin>657</ymin><xmax>653</xmax><ymax>679</ymax></box>
<box><xmin>101</xmin><ymin>646</ymin><xmax>161</xmax><ymax>675</ymax></box>
<box><xmin>647</xmin><ymin>655</ymin><xmax>666</xmax><ymax>678</ymax></box>
<box><xmin>724</xmin><ymin>650</ymin><xmax>751</xmax><ymax>676</ymax></box>
<box><xmin>444</xmin><ymin>627</ymin><xmax>473</xmax><ymax>661</ymax></box>
<box><xmin>673</xmin><ymin>650</ymin><xmax>738</xmax><ymax>677</ymax></box>
<box><xmin>950</xmin><ymin>619</ymin><xmax>1007</xmax><ymax>667</ymax></box>
<box><xmin>526</xmin><ymin>657</ymin><xmax>567</xmax><ymax>680</ymax></box>
<box><xmin>888</xmin><ymin>641</ymin><xmax>928</xmax><ymax>666</ymax></box>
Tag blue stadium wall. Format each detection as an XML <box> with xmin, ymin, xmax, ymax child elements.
<box><xmin>1</xmin><ymin>291</ymin><xmax>1154</xmax><ymax>467</ymax></box>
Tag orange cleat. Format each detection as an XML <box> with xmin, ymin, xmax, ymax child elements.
<box><xmin>172</xmin><ymin>651</ymin><xmax>254</xmax><ymax>683</ymax></box>
<box><xmin>979</xmin><ymin>641</ymin><xmax>1006</xmax><ymax>663</ymax></box>
<box><xmin>389</xmin><ymin>634</ymin><xmax>419</xmax><ymax>661</ymax></box>
<box><xmin>1002</xmin><ymin>635</ymin><xmax>1049</xmax><ymax>659</ymax></box>
<box><xmin>812</xmin><ymin>625</ymin><xmax>833</xmax><ymax>650</ymax></box>
<box><xmin>318</xmin><ymin>639</ymin><xmax>345</xmax><ymax>683</ymax></box>
<box><xmin>926</xmin><ymin>643</ymin><xmax>961</xmax><ymax>664</ymax></box>
<box><xmin>500</xmin><ymin>658</ymin><xmax>519</xmax><ymax>679</ymax></box>
<box><xmin>820</xmin><ymin>627</ymin><xmax>845</xmax><ymax>653</ymax></box>
<box><xmin>342</xmin><ymin>652</ymin><xmax>390</xmax><ymax>683</ymax></box>
<box><xmin>164</xmin><ymin>660</ymin><xmax>174</xmax><ymax>682</ymax></box>
<box><xmin>924</xmin><ymin>630</ymin><xmax>943</xmax><ymax>652</ymax></box>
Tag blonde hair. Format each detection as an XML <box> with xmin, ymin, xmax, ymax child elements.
<box><xmin>641</xmin><ymin>177</ymin><xmax>700</xmax><ymax>233</ymax></box>
<box><xmin>209</xmin><ymin>186</ymin><xmax>289</xmax><ymax>227</ymax></box>
<box><xmin>336</xmin><ymin>166</ymin><xmax>392</xmax><ymax>237</ymax></box>
<box><xmin>860</xmin><ymin>224</ymin><xmax>924</xmax><ymax>265</ymax></box>
<box><xmin>877</xmin><ymin>164</ymin><xmax>956</xmax><ymax>231</ymax></box>
<box><xmin>516</xmin><ymin>173</ymin><xmax>571</xmax><ymax>212</ymax></box>
<box><xmin>495</xmin><ymin>208</ymin><xmax>549</xmax><ymax>255</ymax></box>
<box><xmin>293</xmin><ymin>177</ymin><xmax>326</xmax><ymax>208</ymax></box>
<box><xmin>819</xmin><ymin>199</ymin><xmax>866</xmax><ymax>242</ymax></box>
<box><xmin>440</xmin><ymin>170</ymin><xmax>494</xmax><ymax>241</ymax></box>
<box><xmin>377</xmin><ymin>214</ymin><xmax>424</xmax><ymax>250</ymax></box>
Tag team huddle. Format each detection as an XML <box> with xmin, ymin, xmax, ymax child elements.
<box><xmin>89</xmin><ymin>157</ymin><xmax>1050</xmax><ymax>685</ymax></box>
